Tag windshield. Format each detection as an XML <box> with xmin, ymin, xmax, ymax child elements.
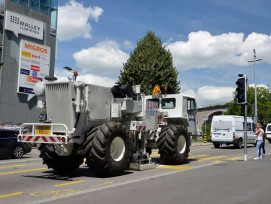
<box><xmin>213</xmin><ymin>121</ymin><xmax>232</xmax><ymax>131</ymax></box>
<box><xmin>162</xmin><ymin>98</ymin><xmax>176</xmax><ymax>109</ymax></box>
<box><xmin>267</xmin><ymin>125</ymin><xmax>271</xmax><ymax>131</ymax></box>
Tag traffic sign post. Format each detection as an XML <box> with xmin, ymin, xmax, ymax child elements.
<box><xmin>236</xmin><ymin>74</ymin><xmax>248</xmax><ymax>161</ymax></box>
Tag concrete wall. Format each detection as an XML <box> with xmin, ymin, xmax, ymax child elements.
<box><xmin>0</xmin><ymin>1</ymin><xmax>56</xmax><ymax>123</ymax></box>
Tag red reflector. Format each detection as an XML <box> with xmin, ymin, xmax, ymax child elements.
<box><xmin>18</xmin><ymin>136</ymin><xmax>22</xmax><ymax>141</ymax></box>
<box><xmin>61</xmin><ymin>137</ymin><xmax>66</xmax><ymax>143</ymax></box>
<box><xmin>233</xmin><ymin>132</ymin><xmax>235</xmax><ymax>139</ymax></box>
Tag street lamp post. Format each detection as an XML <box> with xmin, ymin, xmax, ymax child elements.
<box><xmin>248</xmin><ymin>49</ymin><xmax>262</xmax><ymax>124</ymax></box>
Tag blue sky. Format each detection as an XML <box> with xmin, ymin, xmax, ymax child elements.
<box><xmin>55</xmin><ymin>0</ymin><xmax>271</xmax><ymax>106</ymax></box>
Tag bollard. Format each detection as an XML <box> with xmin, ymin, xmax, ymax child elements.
<box><xmin>204</xmin><ymin>133</ymin><xmax>207</xmax><ymax>143</ymax></box>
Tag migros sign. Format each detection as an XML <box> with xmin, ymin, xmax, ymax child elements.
<box><xmin>24</xmin><ymin>43</ymin><xmax>48</xmax><ymax>54</ymax></box>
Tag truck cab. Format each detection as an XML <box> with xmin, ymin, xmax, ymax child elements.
<box><xmin>142</xmin><ymin>93</ymin><xmax>197</xmax><ymax>135</ymax></box>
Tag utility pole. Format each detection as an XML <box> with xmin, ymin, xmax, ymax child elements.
<box><xmin>248</xmin><ymin>49</ymin><xmax>262</xmax><ymax>124</ymax></box>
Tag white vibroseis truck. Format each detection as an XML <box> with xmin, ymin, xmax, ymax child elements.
<box><xmin>18</xmin><ymin>80</ymin><xmax>196</xmax><ymax>176</ymax></box>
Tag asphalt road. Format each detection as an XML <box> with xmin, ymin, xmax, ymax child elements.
<box><xmin>1</xmin><ymin>142</ymin><xmax>271</xmax><ymax>204</ymax></box>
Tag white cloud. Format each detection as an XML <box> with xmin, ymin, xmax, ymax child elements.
<box><xmin>73</xmin><ymin>40</ymin><xmax>129</xmax><ymax>76</ymax></box>
<box><xmin>57</xmin><ymin>0</ymin><xmax>103</xmax><ymax>41</ymax></box>
<box><xmin>166</xmin><ymin>31</ymin><xmax>271</xmax><ymax>71</ymax></box>
<box><xmin>55</xmin><ymin>70</ymin><xmax>116</xmax><ymax>87</ymax></box>
<box><xmin>183</xmin><ymin>86</ymin><xmax>235</xmax><ymax>107</ymax></box>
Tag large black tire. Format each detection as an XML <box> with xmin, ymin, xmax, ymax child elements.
<box><xmin>85</xmin><ymin>122</ymin><xmax>131</xmax><ymax>177</ymax></box>
<box><xmin>39</xmin><ymin>144</ymin><xmax>84</xmax><ymax>175</ymax></box>
<box><xmin>157</xmin><ymin>124</ymin><xmax>190</xmax><ymax>164</ymax></box>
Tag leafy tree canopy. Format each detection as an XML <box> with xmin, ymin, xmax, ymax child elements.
<box><xmin>118</xmin><ymin>31</ymin><xmax>180</xmax><ymax>95</ymax></box>
<box><xmin>225</xmin><ymin>86</ymin><xmax>271</xmax><ymax>123</ymax></box>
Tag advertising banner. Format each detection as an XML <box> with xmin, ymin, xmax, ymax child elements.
<box><xmin>18</xmin><ymin>40</ymin><xmax>50</xmax><ymax>94</ymax></box>
<box><xmin>5</xmin><ymin>10</ymin><xmax>43</xmax><ymax>40</ymax></box>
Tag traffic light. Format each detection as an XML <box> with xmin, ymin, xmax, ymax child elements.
<box><xmin>235</xmin><ymin>75</ymin><xmax>247</xmax><ymax>104</ymax></box>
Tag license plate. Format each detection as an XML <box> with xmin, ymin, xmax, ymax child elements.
<box><xmin>36</xmin><ymin>125</ymin><xmax>51</xmax><ymax>135</ymax></box>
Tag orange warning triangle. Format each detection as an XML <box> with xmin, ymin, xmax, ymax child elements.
<box><xmin>152</xmin><ymin>84</ymin><xmax>161</xmax><ymax>94</ymax></box>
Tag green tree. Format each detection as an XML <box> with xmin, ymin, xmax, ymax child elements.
<box><xmin>118</xmin><ymin>31</ymin><xmax>180</xmax><ymax>95</ymax></box>
<box><xmin>225</xmin><ymin>86</ymin><xmax>271</xmax><ymax>123</ymax></box>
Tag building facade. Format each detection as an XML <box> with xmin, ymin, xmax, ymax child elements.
<box><xmin>0</xmin><ymin>0</ymin><xmax>57</xmax><ymax>123</ymax></box>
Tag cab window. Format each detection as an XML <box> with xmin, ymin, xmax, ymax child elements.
<box><xmin>187</xmin><ymin>98</ymin><xmax>196</xmax><ymax>114</ymax></box>
<box><xmin>162</xmin><ymin>98</ymin><xmax>176</xmax><ymax>109</ymax></box>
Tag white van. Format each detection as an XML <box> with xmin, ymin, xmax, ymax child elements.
<box><xmin>210</xmin><ymin>115</ymin><xmax>256</xmax><ymax>148</ymax></box>
<box><xmin>265</xmin><ymin>123</ymin><xmax>271</xmax><ymax>143</ymax></box>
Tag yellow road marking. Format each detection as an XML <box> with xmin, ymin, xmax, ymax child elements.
<box><xmin>0</xmin><ymin>164</ymin><xmax>27</xmax><ymax>169</ymax></box>
<box><xmin>30</xmin><ymin>189</ymin><xmax>81</xmax><ymax>198</ymax></box>
<box><xmin>213</xmin><ymin>160</ymin><xmax>226</xmax><ymax>163</ymax></box>
<box><xmin>89</xmin><ymin>181</ymin><xmax>113</xmax><ymax>188</ymax></box>
<box><xmin>0</xmin><ymin>192</ymin><xmax>23</xmax><ymax>199</ymax></box>
<box><xmin>83</xmin><ymin>158</ymin><xmax>86</xmax><ymax>164</ymax></box>
<box><xmin>0</xmin><ymin>168</ymin><xmax>47</xmax><ymax>176</ymax></box>
<box><xmin>54</xmin><ymin>180</ymin><xmax>85</xmax><ymax>187</ymax></box>
<box><xmin>159</xmin><ymin>165</ymin><xmax>192</xmax><ymax>170</ymax></box>
<box><xmin>225</xmin><ymin>157</ymin><xmax>243</xmax><ymax>161</ymax></box>
<box><xmin>198</xmin><ymin>156</ymin><xmax>228</xmax><ymax>161</ymax></box>
<box><xmin>188</xmin><ymin>154</ymin><xmax>209</xmax><ymax>159</ymax></box>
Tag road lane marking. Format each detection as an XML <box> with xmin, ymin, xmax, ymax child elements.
<box><xmin>159</xmin><ymin>165</ymin><xmax>192</xmax><ymax>170</ymax></box>
<box><xmin>188</xmin><ymin>154</ymin><xmax>209</xmax><ymax>159</ymax></box>
<box><xmin>30</xmin><ymin>189</ymin><xmax>81</xmax><ymax>198</ymax></box>
<box><xmin>89</xmin><ymin>182</ymin><xmax>113</xmax><ymax>188</ymax></box>
<box><xmin>54</xmin><ymin>180</ymin><xmax>85</xmax><ymax>187</ymax></box>
<box><xmin>225</xmin><ymin>156</ymin><xmax>243</xmax><ymax>161</ymax></box>
<box><xmin>0</xmin><ymin>192</ymin><xmax>23</xmax><ymax>199</ymax></box>
<box><xmin>0</xmin><ymin>164</ymin><xmax>27</xmax><ymax>169</ymax></box>
<box><xmin>0</xmin><ymin>158</ymin><xmax>41</xmax><ymax>165</ymax></box>
<box><xmin>0</xmin><ymin>168</ymin><xmax>47</xmax><ymax>176</ymax></box>
<box><xmin>198</xmin><ymin>156</ymin><xmax>228</xmax><ymax>161</ymax></box>
<box><xmin>213</xmin><ymin>160</ymin><xmax>226</xmax><ymax>163</ymax></box>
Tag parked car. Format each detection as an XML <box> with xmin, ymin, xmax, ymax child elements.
<box><xmin>0</xmin><ymin>129</ymin><xmax>32</xmax><ymax>159</ymax></box>
<box><xmin>265</xmin><ymin>123</ymin><xmax>271</xmax><ymax>143</ymax></box>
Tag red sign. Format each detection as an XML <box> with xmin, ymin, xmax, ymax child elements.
<box><xmin>31</xmin><ymin>65</ymin><xmax>40</xmax><ymax>72</ymax></box>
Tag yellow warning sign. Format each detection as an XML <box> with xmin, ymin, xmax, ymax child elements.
<box><xmin>152</xmin><ymin>84</ymin><xmax>161</xmax><ymax>94</ymax></box>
